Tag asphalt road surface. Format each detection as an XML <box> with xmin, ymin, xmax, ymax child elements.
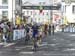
<box><xmin>0</xmin><ymin>32</ymin><xmax>75</xmax><ymax>56</ymax></box>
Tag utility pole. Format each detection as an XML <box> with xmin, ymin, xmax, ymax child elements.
<box><xmin>50</xmin><ymin>10</ymin><xmax>53</xmax><ymax>24</ymax></box>
<box><xmin>48</xmin><ymin>0</ymin><xmax>53</xmax><ymax>35</ymax></box>
<box><xmin>50</xmin><ymin>0</ymin><xmax>53</xmax><ymax>25</ymax></box>
<box><xmin>12</xmin><ymin>0</ymin><xmax>13</xmax><ymax>24</ymax></box>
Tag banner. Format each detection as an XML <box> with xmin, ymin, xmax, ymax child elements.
<box><xmin>13</xmin><ymin>29</ymin><xmax>26</xmax><ymax>40</ymax></box>
<box><xmin>13</xmin><ymin>30</ymin><xmax>20</xmax><ymax>40</ymax></box>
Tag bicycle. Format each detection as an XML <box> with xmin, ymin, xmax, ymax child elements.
<box><xmin>32</xmin><ymin>34</ymin><xmax>38</xmax><ymax>51</ymax></box>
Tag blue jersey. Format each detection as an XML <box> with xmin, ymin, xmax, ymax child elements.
<box><xmin>32</xmin><ymin>25</ymin><xmax>38</xmax><ymax>37</ymax></box>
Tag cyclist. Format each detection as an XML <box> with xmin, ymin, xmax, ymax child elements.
<box><xmin>25</xmin><ymin>24</ymin><xmax>30</xmax><ymax>44</ymax></box>
<box><xmin>32</xmin><ymin>23</ymin><xmax>39</xmax><ymax>51</ymax></box>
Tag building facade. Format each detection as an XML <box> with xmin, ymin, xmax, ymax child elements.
<box><xmin>21</xmin><ymin>0</ymin><xmax>61</xmax><ymax>24</ymax></box>
<box><xmin>0</xmin><ymin>0</ymin><xmax>16</xmax><ymax>23</ymax></box>
<box><xmin>0</xmin><ymin>0</ymin><xmax>61</xmax><ymax>25</ymax></box>
<box><xmin>21</xmin><ymin>0</ymin><xmax>52</xmax><ymax>24</ymax></box>
<box><xmin>61</xmin><ymin>0</ymin><xmax>75</xmax><ymax>23</ymax></box>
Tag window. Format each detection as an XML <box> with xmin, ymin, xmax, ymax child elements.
<box><xmin>64</xmin><ymin>5</ymin><xmax>66</xmax><ymax>13</ymax></box>
<box><xmin>2</xmin><ymin>0</ymin><xmax>8</xmax><ymax>4</ymax></box>
<box><xmin>2</xmin><ymin>11</ymin><xmax>8</xmax><ymax>19</ymax></box>
<box><xmin>16</xmin><ymin>0</ymin><xmax>21</xmax><ymax>5</ymax></box>
<box><xmin>72</xmin><ymin>5</ymin><xmax>75</xmax><ymax>14</ymax></box>
<box><xmin>62</xmin><ymin>0</ymin><xmax>65</xmax><ymax>2</ymax></box>
<box><xmin>71</xmin><ymin>0</ymin><xmax>75</xmax><ymax>2</ymax></box>
<box><xmin>19</xmin><ymin>0</ymin><xmax>21</xmax><ymax>5</ymax></box>
<box><xmin>62</xmin><ymin>5</ymin><xmax>66</xmax><ymax>13</ymax></box>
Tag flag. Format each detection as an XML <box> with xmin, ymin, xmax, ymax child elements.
<box><xmin>63</xmin><ymin>16</ymin><xmax>68</xmax><ymax>25</ymax></box>
<box><xmin>39</xmin><ymin>6</ymin><xmax>43</xmax><ymax>13</ymax></box>
<box><xmin>54</xmin><ymin>14</ymin><xmax>59</xmax><ymax>21</ymax></box>
<box><xmin>39</xmin><ymin>10</ymin><xmax>43</xmax><ymax>13</ymax></box>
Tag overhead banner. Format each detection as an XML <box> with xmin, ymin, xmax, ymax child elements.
<box><xmin>22</xmin><ymin>6</ymin><xmax>61</xmax><ymax>10</ymax></box>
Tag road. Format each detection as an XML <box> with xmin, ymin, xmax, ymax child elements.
<box><xmin>0</xmin><ymin>32</ymin><xmax>75</xmax><ymax>56</ymax></box>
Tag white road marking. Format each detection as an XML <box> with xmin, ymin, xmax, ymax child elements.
<box><xmin>38</xmin><ymin>44</ymin><xmax>48</xmax><ymax>46</ymax></box>
<box><xmin>67</xmin><ymin>44</ymin><xmax>73</xmax><ymax>46</ymax></box>
<box><xmin>43</xmin><ymin>53</ymin><xmax>75</xmax><ymax>55</ymax></box>
<box><xmin>20</xmin><ymin>52</ymin><xmax>34</xmax><ymax>54</ymax></box>
<box><xmin>3</xmin><ymin>43</ymin><xmax>15</xmax><ymax>47</ymax></box>
<box><xmin>15</xmin><ymin>46</ymin><xmax>32</xmax><ymax>49</ymax></box>
<box><xmin>63</xmin><ymin>48</ymin><xmax>75</xmax><ymax>51</ymax></box>
<box><xmin>50</xmin><ymin>44</ymin><xmax>56</xmax><ymax>46</ymax></box>
<box><xmin>42</xmin><ymin>42</ymin><xmax>48</xmax><ymax>44</ymax></box>
<box><xmin>53</xmin><ymin>39</ymin><xmax>56</xmax><ymax>40</ymax></box>
<box><xmin>49</xmin><ymin>43</ymin><xmax>59</xmax><ymax>46</ymax></box>
<box><xmin>15</xmin><ymin>49</ymin><xmax>21</xmax><ymax>51</ymax></box>
<box><xmin>69</xmin><ymin>34</ymin><xmax>75</xmax><ymax>36</ymax></box>
<box><xmin>0</xmin><ymin>42</ymin><xmax>4</xmax><ymax>45</ymax></box>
